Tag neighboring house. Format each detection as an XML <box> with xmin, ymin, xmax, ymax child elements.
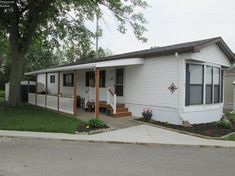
<box><xmin>224</xmin><ymin>67</ymin><xmax>235</xmax><ymax>111</ymax></box>
<box><xmin>25</xmin><ymin>37</ymin><xmax>235</xmax><ymax>125</ymax></box>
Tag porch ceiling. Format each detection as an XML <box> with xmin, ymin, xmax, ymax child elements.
<box><xmin>25</xmin><ymin>58</ymin><xmax>144</xmax><ymax>75</ymax></box>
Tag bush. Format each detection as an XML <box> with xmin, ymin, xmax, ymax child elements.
<box><xmin>216</xmin><ymin>119</ymin><xmax>232</xmax><ymax>129</ymax></box>
<box><xmin>228</xmin><ymin>115</ymin><xmax>235</xmax><ymax>122</ymax></box>
<box><xmin>0</xmin><ymin>91</ymin><xmax>5</xmax><ymax>98</ymax></box>
<box><xmin>87</xmin><ymin>118</ymin><xmax>105</xmax><ymax>128</ymax></box>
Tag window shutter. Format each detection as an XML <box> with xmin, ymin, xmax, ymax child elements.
<box><xmin>86</xmin><ymin>72</ymin><xmax>89</xmax><ymax>87</ymax></box>
<box><xmin>99</xmin><ymin>70</ymin><xmax>106</xmax><ymax>87</ymax></box>
<box><xmin>72</xmin><ymin>73</ymin><xmax>74</xmax><ymax>86</ymax></box>
<box><xmin>185</xmin><ymin>63</ymin><xmax>190</xmax><ymax>106</ymax></box>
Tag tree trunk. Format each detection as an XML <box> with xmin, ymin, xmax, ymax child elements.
<box><xmin>8</xmin><ymin>50</ymin><xmax>25</xmax><ymax>106</ymax></box>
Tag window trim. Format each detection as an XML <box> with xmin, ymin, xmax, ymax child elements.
<box><xmin>213</xmin><ymin>67</ymin><xmax>220</xmax><ymax>104</ymax></box>
<box><xmin>185</xmin><ymin>63</ymin><xmax>204</xmax><ymax>106</ymax></box>
<box><xmin>50</xmin><ymin>75</ymin><xmax>55</xmax><ymax>84</ymax></box>
<box><xmin>206</xmin><ymin>66</ymin><xmax>213</xmax><ymax>104</ymax></box>
<box><xmin>185</xmin><ymin>62</ymin><xmax>223</xmax><ymax>107</ymax></box>
<box><xmin>85</xmin><ymin>70</ymin><xmax>106</xmax><ymax>88</ymax></box>
<box><xmin>63</xmin><ymin>73</ymin><xmax>74</xmax><ymax>87</ymax></box>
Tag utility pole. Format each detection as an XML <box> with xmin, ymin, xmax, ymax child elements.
<box><xmin>95</xmin><ymin>10</ymin><xmax>99</xmax><ymax>59</ymax></box>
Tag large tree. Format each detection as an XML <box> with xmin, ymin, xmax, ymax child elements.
<box><xmin>0</xmin><ymin>0</ymin><xmax>148</xmax><ymax>106</ymax></box>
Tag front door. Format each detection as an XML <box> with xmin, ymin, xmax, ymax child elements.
<box><xmin>115</xmin><ymin>68</ymin><xmax>124</xmax><ymax>103</ymax></box>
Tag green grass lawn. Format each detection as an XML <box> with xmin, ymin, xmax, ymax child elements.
<box><xmin>224</xmin><ymin>134</ymin><xmax>235</xmax><ymax>141</ymax></box>
<box><xmin>0</xmin><ymin>97</ymin><xmax>84</xmax><ymax>134</ymax></box>
<box><xmin>0</xmin><ymin>90</ymin><xmax>5</xmax><ymax>98</ymax></box>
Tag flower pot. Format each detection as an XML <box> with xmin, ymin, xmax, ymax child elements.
<box><xmin>143</xmin><ymin>114</ymin><xmax>152</xmax><ymax>121</ymax></box>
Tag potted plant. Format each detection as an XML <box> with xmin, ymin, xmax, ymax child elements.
<box><xmin>142</xmin><ymin>109</ymin><xmax>153</xmax><ymax>121</ymax></box>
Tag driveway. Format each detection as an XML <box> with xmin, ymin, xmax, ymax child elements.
<box><xmin>0</xmin><ymin>138</ymin><xmax>234</xmax><ymax>176</ymax></box>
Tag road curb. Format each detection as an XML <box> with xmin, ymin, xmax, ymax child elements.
<box><xmin>0</xmin><ymin>133</ymin><xmax>235</xmax><ymax>149</ymax></box>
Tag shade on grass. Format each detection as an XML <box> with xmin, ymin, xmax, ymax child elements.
<box><xmin>0</xmin><ymin>98</ymin><xmax>83</xmax><ymax>134</ymax></box>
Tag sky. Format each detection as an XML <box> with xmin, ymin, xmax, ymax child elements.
<box><xmin>91</xmin><ymin>0</ymin><xmax>235</xmax><ymax>54</ymax></box>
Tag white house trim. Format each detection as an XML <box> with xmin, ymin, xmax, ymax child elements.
<box><xmin>25</xmin><ymin>58</ymin><xmax>144</xmax><ymax>75</ymax></box>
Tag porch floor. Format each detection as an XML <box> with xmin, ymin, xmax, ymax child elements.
<box><xmin>77</xmin><ymin>109</ymin><xmax>139</xmax><ymax>129</ymax></box>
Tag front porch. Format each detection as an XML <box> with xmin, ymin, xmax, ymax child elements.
<box><xmin>25</xmin><ymin>58</ymin><xmax>144</xmax><ymax>118</ymax></box>
<box><xmin>77</xmin><ymin>109</ymin><xmax>138</xmax><ymax>129</ymax></box>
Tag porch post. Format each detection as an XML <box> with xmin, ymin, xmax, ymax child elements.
<box><xmin>73</xmin><ymin>70</ymin><xmax>78</xmax><ymax>117</ymax></box>
<box><xmin>27</xmin><ymin>79</ymin><xmax>30</xmax><ymax>103</ymax></box>
<box><xmin>35</xmin><ymin>74</ymin><xmax>38</xmax><ymax>105</ymax></box>
<box><xmin>57</xmin><ymin>72</ymin><xmax>60</xmax><ymax>111</ymax></box>
<box><xmin>95</xmin><ymin>67</ymin><xmax>100</xmax><ymax>119</ymax></box>
<box><xmin>45</xmin><ymin>72</ymin><xmax>48</xmax><ymax>108</ymax></box>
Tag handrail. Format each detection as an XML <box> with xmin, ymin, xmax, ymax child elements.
<box><xmin>106</xmin><ymin>87</ymin><xmax>117</xmax><ymax>114</ymax></box>
<box><xmin>108</xmin><ymin>88</ymin><xmax>115</xmax><ymax>96</ymax></box>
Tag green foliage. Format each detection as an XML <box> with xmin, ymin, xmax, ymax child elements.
<box><xmin>0</xmin><ymin>0</ymin><xmax>148</xmax><ymax>105</ymax></box>
<box><xmin>216</xmin><ymin>119</ymin><xmax>232</xmax><ymax>129</ymax></box>
<box><xmin>226</xmin><ymin>113</ymin><xmax>235</xmax><ymax>122</ymax></box>
<box><xmin>87</xmin><ymin>118</ymin><xmax>105</xmax><ymax>128</ymax></box>
<box><xmin>0</xmin><ymin>91</ymin><xmax>5</xmax><ymax>98</ymax></box>
<box><xmin>224</xmin><ymin>134</ymin><xmax>235</xmax><ymax>141</ymax></box>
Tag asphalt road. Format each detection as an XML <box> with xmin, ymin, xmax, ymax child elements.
<box><xmin>0</xmin><ymin>137</ymin><xmax>234</xmax><ymax>176</ymax></box>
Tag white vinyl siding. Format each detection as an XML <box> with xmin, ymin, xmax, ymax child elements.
<box><xmin>191</xmin><ymin>44</ymin><xmax>231</xmax><ymax>67</ymax></box>
<box><xmin>125</xmin><ymin>56</ymin><xmax>179</xmax><ymax>108</ymax></box>
<box><xmin>124</xmin><ymin>56</ymin><xmax>182</xmax><ymax>124</ymax></box>
<box><xmin>224</xmin><ymin>72</ymin><xmax>234</xmax><ymax>110</ymax></box>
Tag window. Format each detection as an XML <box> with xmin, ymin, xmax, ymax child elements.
<box><xmin>186</xmin><ymin>64</ymin><xmax>204</xmax><ymax>106</ymax></box>
<box><xmin>186</xmin><ymin>63</ymin><xmax>223</xmax><ymax>106</ymax></box>
<box><xmin>50</xmin><ymin>75</ymin><xmax>55</xmax><ymax>83</ymax></box>
<box><xmin>213</xmin><ymin>67</ymin><xmax>220</xmax><ymax>103</ymax></box>
<box><xmin>206</xmin><ymin>66</ymin><xmax>212</xmax><ymax>104</ymax></box>
<box><xmin>63</xmin><ymin>73</ymin><xmax>74</xmax><ymax>87</ymax></box>
<box><xmin>86</xmin><ymin>71</ymin><xmax>95</xmax><ymax>87</ymax></box>
<box><xmin>85</xmin><ymin>70</ymin><xmax>106</xmax><ymax>87</ymax></box>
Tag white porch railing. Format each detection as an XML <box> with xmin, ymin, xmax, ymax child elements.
<box><xmin>37</xmin><ymin>94</ymin><xmax>45</xmax><ymax>107</ymax></box>
<box><xmin>28</xmin><ymin>93</ymin><xmax>36</xmax><ymax>105</ymax></box>
<box><xmin>47</xmin><ymin>95</ymin><xmax>57</xmax><ymax>111</ymax></box>
<box><xmin>59</xmin><ymin>96</ymin><xmax>73</xmax><ymax>114</ymax></box>
<box><xmin>106</xmin><ymin>87</ymin><xmax>117</xmax><ymax>114</ymax></box>
<box><xmin>28</xmin><ymin>93</ymin><xmax>74</xmax><ymax>115</ymax></box>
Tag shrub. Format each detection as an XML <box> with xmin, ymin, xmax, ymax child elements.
<box><xmin>228</xmin><ymin>115</ymin><xmax>235</xmax><ymax>122</ymax></box>
<box><xmin>0</xmin><ymin>91</ymin><xmax>5</xmax><ymax>98</ymax></box>
<box><xmin>87</xmin><ymin>118</ymin><xmax>105</xmax><ymax>128</ymax></box>
<box><xmin>216</xmin><ymin>119</ymin><xmax>232</xmax><ymax>129</ymax></box>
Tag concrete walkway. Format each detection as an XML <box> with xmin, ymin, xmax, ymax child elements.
<box><xmin>0</xmin><ymin>125</ymin><xmax>235</xmax><ymax>147</ymax></box>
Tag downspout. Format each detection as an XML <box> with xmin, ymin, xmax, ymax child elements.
<box><xmin>175</xmin><ymin>52</ymin><xmax>185</xmax><ymax>124</ymax></box>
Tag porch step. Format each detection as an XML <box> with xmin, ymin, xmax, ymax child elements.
<box><xmin>111</xmin><ymin>112</ymin><xmax>132</xmax><ymax>118</ymax></box>
<box><xmin>116</xmin><ymin>107</ymin><xmax>129</xmax><ymax>113</ymax></box>
<box><xmin>117</xmin><ymin>104</ymin><xmax>125</xmax><ymax>108</ymax></box>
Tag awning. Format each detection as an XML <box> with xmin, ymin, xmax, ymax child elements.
<box><xmin>25</xmin><ymin>58</ymin><xmax>144</xmax><ymax>75</ymax></box>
